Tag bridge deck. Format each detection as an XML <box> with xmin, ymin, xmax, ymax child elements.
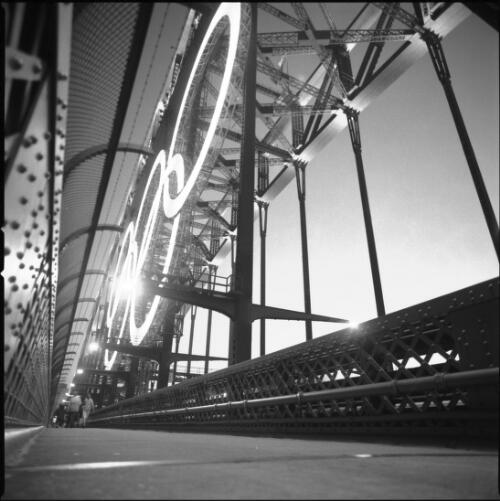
<box><xmin>4</xmin><ymin>427</ymin><xmax>498</xmax><ymax>499</ymax></box>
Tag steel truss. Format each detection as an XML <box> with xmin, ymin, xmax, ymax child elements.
<box><xmin>5</xmin><ymin>2</ymin><xmax>494</xmax><ymax>423</ymax></box>
<box><xmin>99</xmin><ymin>2</ymin><xmax>498</xmax><ymax>393</ymax></box>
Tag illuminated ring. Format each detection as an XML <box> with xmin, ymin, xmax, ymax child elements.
<box><xmin>106</xmin><ymin>222</ymin><xmax>135</xmax><ymax>329</ymax></box>
<box><xmin>104</xmin><ymin>296</ymin><xmax>131</xmax><ymax>370</ymax></box>
<box><xmin>163</xmin><ymin>2</ymin><xmax>241</xmax><ymax>218</ymax></box>
<box><xmin>129</xmin><ymin>151</ymin><xmax>166</xmax><ymax>344</ymax></box>
<box><xmin>104</xmin><ymin>249</ymin><xmax>134</xmax><ymax>369</ymax></box>
<box><xmin>106</xmin><ymin>2</ymin><xmax>241</xmax><ymax>354</ymax></box>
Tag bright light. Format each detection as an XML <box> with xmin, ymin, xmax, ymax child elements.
<box><xmin>76</xmin><ymin>369</ymin><xmax>84</xmax><ymax>374</ymax></box>
<box><xmin>88</xmin><ymin>342</ymin><xmax>99</xmax><ymax>353</ymax></box>
<box><xmin>70</xmin><ymin>383</ymin><xmax>75</xmax><ymax>387</ymax></box>
<box><xmin>348</xmin><ymin>320</ymin><xmax>359</xmax><ymax>329</ymax></box>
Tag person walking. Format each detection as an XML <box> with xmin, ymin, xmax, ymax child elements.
<box><xmin>82</xmin><ymin>392</ymin><xmax>95</xmax><ymax>428</ymax></box>
<box><xmin>55</xmin><ymin>403</ymin><xmax>66</xmax><ymax>427</ymax></box>
<box><xmin>67</xmin><ymin>393</ymin><xmax>82</xmax><ymax>428</ymax></box>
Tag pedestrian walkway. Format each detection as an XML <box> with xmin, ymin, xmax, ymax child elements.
<box><xmin>3</xmin><ymin>427</ymin><xmax>499</xmax><ymax>499</ymax></box>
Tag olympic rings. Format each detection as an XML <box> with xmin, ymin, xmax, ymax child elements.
<box><xmin>104</xmin><ymin>3</ymin><xmax>241</xmax><ymax>367</ymax></box>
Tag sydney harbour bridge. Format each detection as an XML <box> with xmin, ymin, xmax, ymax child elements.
<box><xmin>3</xmin><ymin>2</ymin><xmax>499</xmax><ymax>498</ymax></box>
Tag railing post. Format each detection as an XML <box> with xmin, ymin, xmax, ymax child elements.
<box><xmin>424</xmin><ymin>32</ymin><xmax>499</xmax><ymax>261</ymax></box>
<box><xmin>347</xmin><ymin>110</ymin><xmax>386</xmax><ymax>317</ymax></box>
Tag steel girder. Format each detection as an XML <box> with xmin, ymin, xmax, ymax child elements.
<box><xmin>76</xmin><ymin>3</ymin><xmax>485</xmax><ymax>402</ymax></box>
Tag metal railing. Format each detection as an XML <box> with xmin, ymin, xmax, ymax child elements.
<box><xmin>89</xmin><ymin>277</ymin><xmax>499</xmax><ymax>437</ymax></box>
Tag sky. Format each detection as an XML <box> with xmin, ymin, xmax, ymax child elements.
<box><xmin>174</xmin><ymin>6</ymin><xmax>499</xmax><ymax>373</ymax></box>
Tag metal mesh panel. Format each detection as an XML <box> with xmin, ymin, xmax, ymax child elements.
<box><xmin>52</xmin><ymin>2</ymin><xmax>141</xmax><ymax>398</ymax></box>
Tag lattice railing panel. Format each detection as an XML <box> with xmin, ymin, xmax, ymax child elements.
<box><xmin>90</xmin><ymin>278</ymin><xmax>498</xmax><ymax>436</ymax></box>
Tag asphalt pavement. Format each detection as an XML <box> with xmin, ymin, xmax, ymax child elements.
<box><xmin>3</xmin><ymin>427</ymin><xmax>499</xmax><ymax>499</ymax></box>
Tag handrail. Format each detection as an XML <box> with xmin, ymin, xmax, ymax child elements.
<box><xmin>90</xmin><ymin>367</ymin><xmax>498</xmax><ymax>423</ymax></box>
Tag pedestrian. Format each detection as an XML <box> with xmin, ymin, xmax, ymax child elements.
<box><xmin>56</xmin><ymin>403</ymin><xmax>66</xmax><ymax>427</ymax></box>
<box><xmin>82</xmin><ymin>392</ymin><xmax>95</xmax><ymax>428</ymax></box>
<box><xmin>67</xmin><ymin>393</ymin><xmax>82</xmax><ymax>428</ymax></box>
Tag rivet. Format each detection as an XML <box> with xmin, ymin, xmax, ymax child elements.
<box><xmin>24</xmin><ymin>230</ymin><xmax>31</xmax><ymax>237</ymax></box>
<box><xmin>44</xmin><ymin>132</ymin><xmax>52</xmax><ymax>140</ymax></box>
<box><xmin>26</xmin><ymin>242</ymin><xmax>32</xmax><ymax>249</ymax></box>
<box><xmin>19</xmin><ymin>263</ymin><xmax>25</xmax><ymax>269</ymax></box>
<box><xmin>34</xmin><ymin>246</ymin><xmax>40</xmax><ymax>252</ymax></box>
<box><xmin>36</xmin><ymin>153</ymin><xmax>43</xmax><ymax>161</ymax></box>
<box><xmin>6</xmin><ymin>308</ymin><xmax>12</xmax><ymax>315</ymax></box>
<box><xmin>8</xmin><ymin>276</ymin><xmax>16</xmax><ymax>283</ymax></box>
<box><xmin>38</xmin><ymin>205</ymin><xmax>44</xmax><ymax>211</ymax></box>
<box><xmin>16</xmin><ymin>251</ymin><xmax>24</xmax><ymax>259</ymax></box>
<box><xmin>37</xmin><ymin>191</ymin><xmax>44</xmax><ymax>197</ymax></box>
<box><xmin>17</xmin><ymin>164</ymin><xmax>27</xmax><ymax>173</ymax></box>
<box><xmin>31</xmin><ymin>210</ymin><xmax>38</xmax><ymax>217</ymax></box>
<box><xmin>12</xmin><ymin>285</ymin><xmax>19</xmax><ymax>292</ymax></box>
<box><xmin>32</xmin><ymin>222</ymin><xmax>39</xmax><ymax>229</ymax></box>
<box><xmin>44</xmin><ymin>172</ymin><xmax>51</xmax><ymax>179</ymax></box>
<box><xmin>5</xmin><ymin>345</ymin><xmax>10</xmax><ymax>352</ymax></box>
<box><xmin>28</xmin><ymin>174</ymin><xmax>36</xmax><ymax>182</ymax></box>
<box><xmin>10</xmin><ymin>221</ymin><xmax>20</xmax><ymax>229</ymax></box>
<box><xmin>5</xmin><ymin>247</ymin><xmax>11</xmax><ymax>255</ymax></box>
<box><xmin>22</xmin><ymin>284</ymin><xmax>29</xmax><ymax>290</ymax></box>
<box><xmin>19</xmin><ymin>197</ymin><xmax>28</xmax><ymax>205</ymax></box>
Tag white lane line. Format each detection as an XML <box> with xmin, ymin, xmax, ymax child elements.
<box><xmin>354</xmin><ymin>454</ymin><xmax>373</xmax><ymax>458</ymax></box>
<box><xmin>5</xmin><ymin>427</ymin><xmax>44</xmax><ymax>441</ymax></box>
<box><xmin>8</xmin><ymin>459</ymin><xmax>195</xmax><ymax>472</ymax></box>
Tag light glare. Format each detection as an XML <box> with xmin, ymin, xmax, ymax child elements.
<box><xmin>88</xmin><ymin>342</ymin><xmax>99</xmax><ymax>353</ymax></box>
